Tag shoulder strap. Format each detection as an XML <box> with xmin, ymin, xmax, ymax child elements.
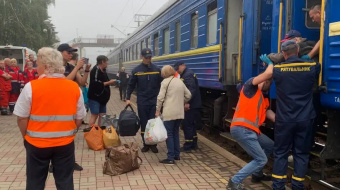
<box><xmin>161</xmin><ymin>77</ymin><xmax>174</xmax><ymax>111</ymax></box>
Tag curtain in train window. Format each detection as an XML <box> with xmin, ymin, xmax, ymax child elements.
<box><xmin>142</xmin><ymin>40</ymin><xmax>146</xmax><ymax>49</ymax></box>
<box><xmin>191</xmin><ymin>13</ymin><xmax>199</xmax><ymax>48</ymax></box>
<box><xmin>163</xmin><ymin>27</ymin><xmax>170</xmax><ymax>55</ymax></box>
<box><xmin>137</xmin><ymin>42</ymin><xmax>140</xmax><ymax>59</ymax></box>
<box><xmin>154</xmin><ymin>33</ymin><xmax>159</xmax><ymax>56</ymax></box>
<box><xmin>175</xmin><ymin>21</ymin><xmax>181</xmax><ymax>52</ymax></box>
<box><xmin>147</xmin><ymin>37</ymin><xmax>151</xmax><ymax>49</ymax></box>
<box><xmin>207</xmin><ymin>1</ymin><xmax>217</xmax><ymax>44</ymax></box>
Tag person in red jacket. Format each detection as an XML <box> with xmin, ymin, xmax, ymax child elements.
<box><xmin>23</xmin><ymin>62</ymin><xmax>38</xmax><ymax>85</ymax></box>
<box><xmin>0</xmin><ymin>60</ymin><xmax>12</xmax><ymax>115</ymax></box>
<box><xmin>7</xmin><ymin>59</ymin><xmax>22</xmax><ymax>113</ymax></box>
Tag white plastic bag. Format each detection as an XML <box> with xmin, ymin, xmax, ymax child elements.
<box><xmin>144</xmin><ymin>117</ymin><xmax>168</xmax><ymax>145</ymax></box>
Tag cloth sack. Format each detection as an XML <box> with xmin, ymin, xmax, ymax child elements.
<box><xmin>84</xmin><ymin>124</ymin><xmax>104</xmax><ymax>151</ymax></box>
<box><xmin>103</xmin><ymin>142</ymin><xmax>142</xmax><ymax>176</ymax></box>
<box><xmin>144</xmin><ymin>117</ymin><xmax>168</xmax><ymax>145</ymax></box>
<box><xmin>118</xmin><ymin>105</ymin><xmax>140</xmax><ymax>136</ymax></box>
<box><xmin>103</xmin><ymin>126</ymin><xmax>121</xmax><ymax>148</ymax></box>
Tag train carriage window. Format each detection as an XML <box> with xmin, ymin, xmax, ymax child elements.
<box><xmin>129</xmin><ymin>47</ymin><xmax>132</xmax><ymax>61</ymax></box>
<box><xmin>147</xmin><ymin>37</ymin><xmax>151</xmax><ymax>49</ymax></box>
<box><xmin>154</xmin><ymin>33</ymin><xmax>160</xmax><ymax>56</ymax></box>
<box><xmin>125</xmin><ymin>49</ymin><xmax>128</xmax><ymax>62</ymax></box>
<box><xmin>191</xmin><ymin>12</ymin><xmax>199</xmax><ymax>48</ymax></box>
<box><xmin>163</xmin><ymin>27</ymin><xmax>170</xmax><ymax>55</ymax></box>
<box><xmin>207</xmin><ymin>1</ymin><xmax>218</xmax><ymax>44</ymax></box>
<box><xmin>305</xmin><ymin>0</ymin><xmax>321</xmax><ymax>29</ymax></box>
<box><xmin>132</xmin><ymin>44</ymin><xmax>135</xmax><ymax>60</ymax></box>
<box><xmin>142</xmin><ymin>40</ymin><xmax>146</xmax><ymax>50</ymax></box>
<box><xmin>175</xmin><ymin>21</ymin><xmax>181</xmax><ymax>52</ymax></box>
<box><xmin>137</xmin><ymin>42</ymin><xmax>140</xmax><ymax>59</ymax></box>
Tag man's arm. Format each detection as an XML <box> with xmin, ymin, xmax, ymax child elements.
<box><xmin>266</xmin><ymin>110</ymin><xmax>275</xmax><ymax>122</ymax></box>
<box><xmin>17</xmin><ymin>117</ymin><xmax>29</xmax><ymax>138</ymax></box>
<box><xmin>126</xmin><ymin>72</ymin><xmax>137</xmax><ymax>101</ymax></box>
<box><xmin>183</xmin><ymin>74</ymin><xmax>196</xmax><ymax>97</ymax></box>
<box><xmin>75</xmin><ymin>64</ymin><xmax>91</xmax><ymax>86</ymax></box>
<box><xmin>252</xmin><ymin>64</ymin><xmax>274</xmax><ymax>85</ymax></box>
<box><xmin>66</xmin><ymin>59</ymin><xmax>85</xmax><ymax>82</ymax></box>
<box><xmin>308</xmin><ymin>40</ymin><xmax>320</xmax><ymax>59</ymax></box>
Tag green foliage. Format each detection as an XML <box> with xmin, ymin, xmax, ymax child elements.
<box><xmin>0</xmin><ymin>0</ymin><xmax>58</xmax><ymax>51</ymax></box>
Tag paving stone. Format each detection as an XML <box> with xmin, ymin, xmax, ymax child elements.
<box><xmin>0</xmin><ymin>87</ymin><xmax>270</xmax><ymax>190</ymax></box>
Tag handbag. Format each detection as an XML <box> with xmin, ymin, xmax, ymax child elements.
<box><xmin>160</xmin><ymin>77</ymin><xmax>174</xmax><ymax>113</ymax></box>
<box><xmin>84</xmin><ymin>124</ymin><xmax>104</xmax><ymax>151</ymax></box>
<box><xmin>103</xmin><ymin>142</ymin><xmax>142</xmax><ymax>176</ymax></box>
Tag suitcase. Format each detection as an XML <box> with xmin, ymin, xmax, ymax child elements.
<box><xmin>118</xmin><ymin>105</ymin><xmax>140</xmax><ymax>136</ymax></box>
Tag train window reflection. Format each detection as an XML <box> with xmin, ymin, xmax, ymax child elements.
<box><xmin>175</xmin><ymin>21</ymin><xmax>181</xmax><ymax>52</ymax></box>
<box><xmin>191</xmin><ymin>12</ymin><xmax>199</xmax><ymax>48</ymax></box>
<box><xmin>207</xmin><ymin>1</ymin><xmax>217</xmax><ymax>44</ymax></box>
<box><xmin>154</xmin><ymin>33</ymin><xmax>159</xmax><ymax>56</ymax></box>
<box><xmin>163</xmin><ymin>27</ymin><xmax>170</xmax><ymax>55</ymax></box>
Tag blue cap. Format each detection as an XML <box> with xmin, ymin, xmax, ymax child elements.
<box><xmin>57</xmin><ymin>43</ymin><xmax>78</xmax><ymax>52</ymax></box>
<box><xmin>281</xmin><ymin>40</ymin><xmax>298</xmax><ymax>51</ymax></box>
<box><xmin>141</xmin><ymin>48</ymin><xmax>152</xmax><ymax>58</ymax></box>
<box><xmin>281</xmin><ymin>30</ymin><xmax>301</xmax><ymax>42</ymax></box>
<box><xmin>173</xmin><ymin>62</ymin><xmax>184</xmax><ymax>71</ymax></box>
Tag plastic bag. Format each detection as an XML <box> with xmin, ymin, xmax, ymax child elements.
<box><xmin>84</xmin><ymin>124</ymin><xmax>104</xmax><ymax>151</ymax></box>
<box><xmin>144</xmin><ymin>117</ymin><xmax>168</xmax><ymax>145</ymax></box>
<box><xmin>103</xmin><ymin>126</ymin><xmax>121</xmax><ymax>148</ymax></box>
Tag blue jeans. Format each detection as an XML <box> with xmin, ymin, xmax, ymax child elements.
<box><xmin>88</xmin><ymin>99</ymin><xmax>106</xmax><ymax>114</ymax></box>
<box><xmin>164</xmin><ymin>119</ymin><xmax>181</xmax><ymax>160</ymax></box>
<box><xmin>231</xmin><ymin>126</ymin><xmax>274</xmax><ymax>184</ymax></box>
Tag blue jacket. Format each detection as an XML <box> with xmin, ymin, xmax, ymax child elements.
<box><xmin>181</xmin><ymin>68</ymin><xmax>202</xmax><ymax>109</ymax></box>
<box><xmin>273</xmin><ymin>55</ymin><xmax>320</xmax><ymax>122</ymax></box>
<box><xmin>126</xmin><ymin>62</ymin><xmax>162</xmax><ymax>105</ymax></box>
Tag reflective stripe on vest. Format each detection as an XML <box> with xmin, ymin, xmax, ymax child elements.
<box><xmin>29</xmin><ymin>115</ymin><xmax>76</xmax><ymax>122</ymax></box>
<box><xmin>232</xmin><ymin>95</ymin><xmax>263</xmax><ymax>128</ymax></box>
<box><xmin>26</xmin><ymin>129</ymin><xmax>77</xmax><ymax>138</ymax></box>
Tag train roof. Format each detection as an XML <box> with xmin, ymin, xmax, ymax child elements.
<box><xmin>107</xmin><ymin>0</ymin><xmax>179</xmax><ymax>57</ymax></box>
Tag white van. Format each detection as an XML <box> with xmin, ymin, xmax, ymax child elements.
<box><xmin>0</xmin><ymin>45</ymin><xmax>36</xmax><ymax>70</ymax></box>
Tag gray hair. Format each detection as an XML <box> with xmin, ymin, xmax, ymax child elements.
<box><xmin>37</xmin><ymin>47</ymin><xmax>65</xmax><ymax>75</ymax></box>
<box><xmin>120</xmin><ymin>67</ymin><xmax>125</xmax><ymax>72</ymax></box>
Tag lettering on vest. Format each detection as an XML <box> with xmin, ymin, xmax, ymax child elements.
<box><xmin>280</xmin><ymin>67</ymin><xmax>311</xmax><ymax>72</ymax></box>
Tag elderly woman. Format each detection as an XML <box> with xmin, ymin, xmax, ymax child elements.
<box><xmin>156</xmin><ymin>65</ymin><xmax>191</xmax><ymax>165</ymax></box>
<box><xmin>13</xmin><ymin>47</ymin><xmax>86</xmax><ymax>190</ymax></box>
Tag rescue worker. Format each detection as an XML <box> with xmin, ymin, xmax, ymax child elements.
<box><xmin>174</xmin><ymin>62</ymin><xmax>202</xmax><ymax>152</ymax></box>
<box><xmin>227</xmin><ymin>75</ymin><xmax>275</xmax><ymax>190</ymax></box>
<box><xmin>23</xmin><ymin>61</ymin><xmax>38</xmax><ymax>85</ymax></box>
<box><xmin>13</xmin><ymin>47</ymin><xmax>86</xmax><ymax>190</ymax></box>
<box><xmin>4</xmin><ymin>58</ymin><xmax>11</xmax><ymax>70</ymax></box>
<box><xmin>0</xmin><ymin>60</ymin><xmax>12</xmax><ymax>115</ymax></box>
<box><xmin>259</xmin><ymin>40</ymin><xmax>320</xmax><ymax>190</ymax></box>
<box><xmin>7</xmin><ymin>59</ymin><xmax>22</xmax><ymax>113</ymax></box>
<box><xmin>126</xmin><ymin>48</ymin><xmax>162</xmax><ymax>153</ymax></box>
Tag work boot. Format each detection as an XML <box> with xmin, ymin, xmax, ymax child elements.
<box><xmin>141</xmin><ymin>146</ymin><xmax>150</xmax><ymax>152</ymax></box>
<box><xmin>251</xmin><ymin>173</ymin><xmax>272</xmax><ymax>183</ymax></box>
<box><xmin>1</xmin><ymin>109</ymin><xmax>10</xmax><ymax>115</ymax></box>
<box><xmin>9</xmin><ymin>105</ymin><xmax>14</xmax><ymax>113</ymax></box>
<box><xmin>180</xmin><ymin>147</ymin><xmax>192</xmax><ymax>153</ymax></box>
<box><xmin>159</xmin><ymin>159</ymin><xmax>174</xmax><ymax>165</ymax></box>
<box><xmin>74</xmin><ymin>163</ymin><xmax>83</xmax><ymax>171</ymax></box>
<box><xmin>227</xmin><ymin>179</ymin><xmax>246</xmax><ymax>190</ymax></box>
<box><xmin>174</xmin><ymin>156</ymin><xmax>180</xmax><ymax>160</ymax></box>
<box><xmin>150</xmin><ymin>146</ymin><xmax>158</xmax><ymax>153</ymax></box>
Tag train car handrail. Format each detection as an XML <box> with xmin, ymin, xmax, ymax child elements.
<box><xmin>277</xmin><ymin>0</ymin><xmax>284</xmax><ymax>53</ymax></box>
<box><xmin>319</xmin><ymin>0</ymin><xmax>326</xmax><ymax>86</ymax></box>
<box><xmin>219</xmin><ymin>23</ymin><xmax>223</xmax><ymax>79</ymax></box>
<box><xmin>237</xmin><ymin>15</ymin><xmax>244</xmax><ymax>82</ymax></box>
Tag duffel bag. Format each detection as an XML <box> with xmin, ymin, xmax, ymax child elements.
<box><xmin>103</xmin><ymin>142</ymin><xmax>142</xmax><ymax>176</ymax></box>
<box><xmin>118</xmin><ymin>105</ymin><xmax>140</xmax><ymax>136</ymax></box>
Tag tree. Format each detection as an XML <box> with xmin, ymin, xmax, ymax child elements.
<box><xmin>0</xmin><ymin>0</ymin><xmax>58</xmax><ymax>51</ymax></box>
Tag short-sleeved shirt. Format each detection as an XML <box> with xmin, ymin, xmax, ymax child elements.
<box><xmin>88</xmin><ymin>66</ymin><xmax>111</xmax><ymax>105</ymax></box>
<box><xmin>242</xmin><ymin>78</ymin><xmax>258</xmax><ymax>99</ymax></box>
<box><xmin>64</xmin><ymin>63</ymin><xmax>76</xmax><ymax>81</ymax></box>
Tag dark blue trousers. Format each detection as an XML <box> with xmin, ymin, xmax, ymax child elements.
<box><xmin>164</xmin><ymin>119</ymin><xmax>182</xmax><ymax>160</ymax></box>
<box><xmin>272</xmin><ymin>119</ymin><xmax>313</xmax><ymax>190</ymax></box>
<box><xmin>182</xmin><ymin>108</ymin><xmax>199</xmax><ymax>150</ymax></box>
<box><xmin>137</xmin><ymin>104</ymin><xmax>156</xmax><ymax>147</ymax></box>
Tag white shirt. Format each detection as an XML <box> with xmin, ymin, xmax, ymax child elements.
<box><xmin>14</xmin><ymin>74</ymin><xmax>86</xmax><ymax>119</ymax></box>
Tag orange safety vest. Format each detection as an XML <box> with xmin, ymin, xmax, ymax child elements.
<box><xmin>174</xmin><ymin>72</ymin><xmax>180</xmax><ymax>79</ymax></box>
<box><xmin>25</xmin><ymin>78</ymin><xmax>80</xmax><ymax>148</ymax></box>
<box><xmin>230</xmin><ymin>87</ymin><xmax>269</xmax><ymax>134</ymax></box>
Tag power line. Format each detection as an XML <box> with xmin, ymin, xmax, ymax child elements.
<box><xmin>124</xmin><ymin>0</ymin><xmax>148</xmax><ymax>33</ymax></box>
<box><xmin>113</xmin><ymin>0</ymin><xmax>131</xmax><ymax>25</ymax></box>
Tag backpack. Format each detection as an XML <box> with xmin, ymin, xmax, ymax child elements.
<box><xmin>118</xmin><ymin>105</ymin><xmax>140</xmax><ymax>136</ymax></box>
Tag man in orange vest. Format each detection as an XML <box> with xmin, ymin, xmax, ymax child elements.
<box><xmin>227</xmin><ymin>64</ymin><xmax>275</xmax><ymax>190</ymax></box>
<box><xmin>14</xmin><ymin>47</ymin><xmax>86</xmax><ymax>190</ymax></box>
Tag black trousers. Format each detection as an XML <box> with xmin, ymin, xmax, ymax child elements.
<box><xmin>137</xmin><ymin>104</ymin><xmax>157</xmax><ymax>147</ymax></box>
<box><xmin>119</xmin><ymin>85</ymin><xmax>127</xmax><ymax>100</ymax></box>
<box><xmin>25</xmin><ymin>140</ymin><xmax>75</xmax><ymax>190</ymax></box>
<box><xmin>182</xmin><ymin>108</ymin><xmax>199</xmax><ymax>150</ymax></box>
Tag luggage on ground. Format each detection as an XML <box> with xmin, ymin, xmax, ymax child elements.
<box><xmin>84</xmin><ymin>124</ymin><xmax>104</xmax><ymax>151</ymax></box>
<box><xmin>118</xmin><ymin>105</ymin><xmax>140</xmax><ymax>136</ymax></box>
<box><xmin>103</xmin><ymin>126</ymin><xmax>121</xmax><ymax>148</ymax></box>
<box><xmin>103</xmin><ymin>142</ymin><xmax>142</xmax><ymax>176</ymax></box>
<box><xmin>144</xmin><ymin>117</ymin><xmax>168</xmax><ymax>145</ymax></box>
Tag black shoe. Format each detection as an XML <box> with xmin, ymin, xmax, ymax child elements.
<box><xmin>227</xmin><ymin>179</ymin><xmax>246</xmax><ymax>190</ymax></box>
<box><xmin>174</xmin><ymin>156</ymin><xmax>180</xmax><ymax>160</ymax></box>
<box><xmin>159</xmin><ymin>159</ymin><xmax>175</xmax><ymax>165</ymax></box>
<box><xmin>180</xmin><ymin>147</ymin><xmax>192</xmax><ymax>153</ymax></box>
<box><xmin>251</xmin><ymin>173</ymin><xmax>272</xmax><ymax>183</ymax></box>
<box><xmin>74</xmin><ymin>163</ymin><xmax>83</xmax><ymax>171</ymax></box>
<box><xmin>48</xmin><ymin>165</ymin><xmax>53</xmax><ymax>173</ymax></box>
<box><xmin>192</xmin><ymin>145</ymin><xmax>199</xmax><ymax>150</ymax></box>
<box><xmin>141</xmin><ymin>146</ymin><xmax>150</xmax><ymax>152</ymax></box>
<box><xmin>150</xmin><ymin>146</ymin><xmax>158</xmax><ymax>153</ymax></box>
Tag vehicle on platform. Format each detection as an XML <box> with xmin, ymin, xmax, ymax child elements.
<box><xmin>107</xmin><ymin>0</ymin><xmax>340</xmax><ymax>188</ymax></box>
<box><xmin>0</xmin><ymin>45</ymin><xmax>36</xmax><ymax>70</ymax></box>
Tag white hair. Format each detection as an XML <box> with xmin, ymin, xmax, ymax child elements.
<box><xmin>37</xmin><ymin>47</ymin><xmax>65</xmax><ymax>75</ymax></box>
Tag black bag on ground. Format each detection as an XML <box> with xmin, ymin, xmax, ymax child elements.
<box><xmin>118</xmin><ymin>105</ymin><xmax>140</xmax><ymax>136</ymax></box>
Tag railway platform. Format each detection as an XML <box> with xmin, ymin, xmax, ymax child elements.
<box><xmin>0</xmin><ymin>88</ymin><xmax>271</xmax><ymax>190</ymax></box>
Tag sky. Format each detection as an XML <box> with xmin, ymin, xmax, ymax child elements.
<box><xmin>48</xmin><ymin>0</ymin><xmax>169</xmax><ymax>63</ymax></box>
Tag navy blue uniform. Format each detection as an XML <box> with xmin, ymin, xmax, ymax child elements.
<box><xmin>126</xmin><ymin>63</ymin><xmax>162</xmax><ymax>147</ymax></box>
<box><xmin>272</xmin><ymin>56</ymin><xmax>320</xmax><ymax>190</ymax></box>
<box><xmin>180</xmin><ymin>68</ymin><xmax>202</xmax><ymax>150</ymax></box>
